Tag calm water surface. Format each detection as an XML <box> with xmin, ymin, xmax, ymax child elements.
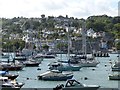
<box><xmin>1</xmin><ymin>54</ymin><xmax>119</xmax><ymax>88</ymax></box>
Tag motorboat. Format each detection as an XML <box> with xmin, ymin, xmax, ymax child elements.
<box><xmin>3</xmin><ymin>74</ymin><xmax>19</xmax><ymax>80</ymax></box>
<box><xmin>34</xmin><ymin>53</ymin><xmax>56</xmax><ymax>59</ymax></box>
<box><xmin>112</xmin><ymin>67</ymin><xmax>120</xmax><ymax>71</ymax></box>
<box><xmin>111</xmin><ymin>61</ymin><xmax>120</xmax><ymax>71</ymax></box>
<box><xmin>0</xmin><ymin>70</ymin><xmax>7</xmax><ymax>75</ymax></box>
<box><xmin>14</xmin><ymin>53</ymin><xmax>27</xmax><ymax>62</ymax></box>
<box><xmin>0</xmin><ymin>62</ymin><xmax>25</xmax><ymax>71</ymax></box>
<box><xmin>109</xmin><ymin>74</ymin><xmax>120</xmax><ymax>80</ymax></box>
<box><xmin>37</xmin><ymin>70</ymin><xmax>73</xmax><ymax>81</ymax></box>
<box><xmin>48</xmin><ymin>62</ymin><xmax>81</xmax><ymax>71</ymax></box>
<box><xmin>79</xmin><ymin>59</ymin><xmax>100</xmax><ymax>67</ymax></box>
<box><xmin>0</xmin><ymin>70</ymin><xmax>19</xmax><ymax>80</ymax></box>
<box><xmin>54</xmin><ymin>79</ymin><xmax>100</xmax><ymax>90</ymax></box>
<box><xmin>0</xmin><ymin>77</ymin><xmax>24</xmax><ymax>88</ymax></box>
<box><xmin>23</xmin><ymin>59</ymin><xmax>41</xmax><ymax>67</ymax></box>
<box><xmin>67</xmin><ymin>56</ymin><xmax>99</xmax><ymax>67</ymax></box>
<box><xmin>70</xmin><ymin>55</ymin><xmax>87</xmax><ymax>61</ymax></box>
<box><xmin>0</xmin><ymin>53</ymin><xmax>9</xmax><ymax>58</ymax></box>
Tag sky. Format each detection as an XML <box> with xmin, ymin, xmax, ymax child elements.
<box><xmin>0</xmin><ymin>0</ymin><xmax>119</xmax><ymax>19</ymax></box>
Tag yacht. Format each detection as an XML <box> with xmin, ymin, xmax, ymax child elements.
<box><xmin>37</xmin><ymin>70</ymin><xmax>73</xmax><ymax>81</ymax></box>
<box><xmin>78</xmin><ymin>59</ymin><xmax>100</xmax><ymax>67</ymax></box>
<box><xmin>54</xmin><ymin>79</ymin><xmax>100</xmax><ymax>90</ymax></box>
<box><xmin>3</xmin><ymin>74</ymin><xmax>19</xmax><ymax>80</ymax></box>
<box><xmin>23</xmin><ymin>58</ymin><xmax>41</xmax><ymax>67</ymax></box>
<box><xmin>0</xmin><ymin>70</ymin><xmax>19</xmax><ymax>80</ymax></box>
<box><xmin>63</xmin><ymin>25</ymin><xmax>99</xmax><ymax>67</ymax></box>
<box><xmin>49</xmin><ymin>62</ymin><xmax>81</xmax><ymax>71</ymax></box>
<box><xmin>0</xmin><ymin>62</ymin><xmax>25</xmax><ymax>71</ymax></box>
<box><xmin>0</xmin><ymin>77</ymin><xmax>24</xmax><ymax>88</ymax></box>
<box><xmin>111</xmin><ymin>61</ymin><xmax>120</xmax><ymax>71</ymax></box>
<box><xmin>34</xmin><ymin>53</ymin><xmax>56</xmax><ymax>59</ymax></box>
<box><xmin>1</xmin><ymin>53</ymin><xmax>9</xmax><ymax>58</ymax></box>
<box><xmin>109</xmin><ymin>74</ymin><xmax>120</xmax><ymax>80</ymax></box>
<box><xmin>14</xmin><ymin>53</ymin><xmax>27</xmax><ymax>62</ymax></box>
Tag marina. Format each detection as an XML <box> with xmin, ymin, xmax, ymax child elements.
<box><xmin>0</xmin><ymin>9</ymin><xmax>120</xmax><ymax>90</ymax></box>
<box><xmin>0</xmin><ymin>53</ymin><xmax>119</xmax><ymax>89</ymax></box>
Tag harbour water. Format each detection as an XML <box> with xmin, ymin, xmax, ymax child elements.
<box><xmin>1</xmin><ymin>53</ymin><xmax>120</xmax><ymax>89</ymax></box>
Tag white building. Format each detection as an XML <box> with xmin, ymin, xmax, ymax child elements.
<box><xmin>87</xmin><ymin>28</ymin><xmax>95</xmax><ymax>37</ymax></box>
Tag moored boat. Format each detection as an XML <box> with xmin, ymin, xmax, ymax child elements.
<box><xmin>79</xmin><ymin>59</ymin><xmax>100</xmax><ymax>67</ymax></box>
<box><xmin>1</xmin><ymin>63</ymin><xmax>25</xmax><ymax>71</ymax></box>
<box><xmin>34</xmin><ymin>53</ymin><xmax>56</xmax><ymax>59</ymax></box>
<box><xmin>112</xmin><ymin>67</ymin><xmax>120</xmax><ymax>71</ymax></box>
<box><xmin>49</xmin><ymin>62</ymin><xmax>81</xmax><ymax>71</ymax></box>
<box><xmin>3</xmin><ymin>74</ymin><xmax>19</xmax><ymax>80</ymax></box>
<box><xmin>1</xmin><ymin>53</ymin><xmax>9</xmax><ymax>58</ymax></box>
<box><xmin>0</xmin><ymin>70</ymin><xmax>7</xmax><ymax>75</ymax></box>
<box><xmin>109</xmin><ymin>74</ymin><xmax>120</xmax><ymax>80</ymax></box>
<box><xmin>111</xmin><ymin>62</ymin><xmax>120</xmax><ymax>71</ymax></box>
<box><xmin>0</xmin><ymin>77</ymin><xmax>24</xmax><ymax>88</ymax></box>
<box><xmin>14</xmin><ymin>53</ymin><xmax>27</xmax><ymax>62</ymax></box>
<box><xmin>63</xmin><ymin>24</ymin><xmax>100</xmax><ymax>67</ymax></box>
<box><xmin>54</xmin><ymin>79</ymin><xmax>100</xmax><ymax>90</ymax></box>
<box><xmin>0</xmin><ymin>70</ymin><xmax>19</xmax><ymax>80</ymax></box>
<box><xmin>37</xmin><ymin>70</ymin><xmax>73</xmax><ymax>81</ymax></box>
<box><xmin>23</xmin><ymin>58</ymin><xmax>41</xmax><ymax>67</ymax></box>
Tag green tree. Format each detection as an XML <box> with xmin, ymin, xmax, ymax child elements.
<box><xmin>114</xmin><ymin>23</ymin><xmax>120</xmax><ymax>31</ymax></box>
<box><xmin>115</xmin><ymin>42</ymin><xmax>120</xmax><ymax>50</ymax></box>
<box><xmin>42</xmin><ymin>44</ymin><xmax>49</xmax><ymax>51</ymax></box>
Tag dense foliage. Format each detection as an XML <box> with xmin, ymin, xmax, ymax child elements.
<box><xmin>1</xmin><ymin>15</ymin><xmax>120</xmax><ymax>51</ymax></box>
<box><xmin>2</xmin><ymin>39</ymin><xmax>25</xmax><ymax>52</ymax></box>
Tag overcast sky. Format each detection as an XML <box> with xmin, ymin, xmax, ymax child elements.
<box><xmin>0</xmin><ymin>0</ymin><xmax>119</xmax><ymax>19</ymax></box>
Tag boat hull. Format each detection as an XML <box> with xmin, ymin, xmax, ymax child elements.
<box><xmin>1</xmin><ymin>88</ymin><xmax>20</xmax><ymax>90</ymax></box>
<box><xmin>2</xmin><ymin>83</ymin><xmax>24</xmax><ymax>89</ymax></box>
<box><xmin>34</xmin><ymin>54</ymin><xmax>55</xmax><ymax>59</ymax></box>
<box><xmin>49</xmin><ymin>65</ymin><xmax>81</xmax><ymax>71</ymax></box>
<box><xmin>14</xmin><ymin>57</ymin><xmax>27</xmax><ymax>61</ymax></box>
<box><xmin>38</xmin><ymin>75</ymin><xmax>73</xmax><ymax>81</ymax></box>
<box><xmin>25</xmin><ymin>63</ymin><xmax>40</xmax><ymax>67</ymax></box>
<box><xmin>58</xmin><ymin>66</ymin><xmax>81</xmax><ymax>71</ymax></box>
<box><xmin>4</xmin><ymin>74</ymin><xmax>19</xmax><ymax>80</ymax></box>
<box><xmin>80</xmin><ymin>63</ymin><xmax>99</xmax><ymax>67</ymax></box>
<box><xmin>109</xmin><ymin>76</ymin><xmax>120</xmax><ymax>80</ymax></box>
<box><xmin>2</xmin><ymin>66</ymin><xmax>24</xmax><ymax>71</ymax></box>
<box><xmin>63</xmin><ymin>87</ymin><xmax>99</xmax><ymax>90</ymax></box>
<box><xmin>112</xmin><ymin>67</ymin><xmax>120</xmax><ymax>71</ymax></box>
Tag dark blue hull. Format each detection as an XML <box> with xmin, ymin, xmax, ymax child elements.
<box><xmin>62</xmin><ymin>87</ymin><xmax>100</xmax><ymax>90</ymax></box>
<box><xmin>49</xmin><ymin>66</ymin><xmax>81</xmax><ymax>71</ymax></box>
<box><xmin>38</xmin><ymin>75</ymin><xmax>73</xmax><ymax>81</ymax></box>
<box><xmin>112</xmin><ymin>67</ymin><xmax>120</xmax><ymax>71</ymax></box>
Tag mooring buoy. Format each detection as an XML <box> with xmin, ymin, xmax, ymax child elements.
<box><xmin>84</xmin><ymin>77</ymin><xmax>88</xmax><ymax>80</ymax></box>
<box><xmin>37</xmin><ymin>68</ymin><xmax>41</xmax><ymax>70</ymax></box>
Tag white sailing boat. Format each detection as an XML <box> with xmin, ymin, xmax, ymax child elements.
<box><xmin>70</xmin><ymin>22</ymin><xmax>99</xmax><ymax>67</ymax></box>
<box><xmin>49</xmin><ymin>27</ymin><xmax>81</xmax><ymax>71</ymax></box>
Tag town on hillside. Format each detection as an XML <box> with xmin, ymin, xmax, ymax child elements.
<box><xmin>0</xmin><ymin>15</ymin><xmax>120</xmax><ymax>54</ymax></box>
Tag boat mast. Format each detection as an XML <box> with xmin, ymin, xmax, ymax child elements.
<box><xmin>66</xmin><ymin>27</ymin><xmax>70</xmax><ymax>60</ymax></box>
<box><xmin>0</xmin><ymin>18</ymin><xmax>2</xmax><ymax>56</ymax></box>
<box><xmin>82</xmin><ymin>22</ymin><xmax>87</xmax><ymax>57</ymax></box>
<box><xmin>60</xmin><ymin>32</ymin><xmax>62</xmax><ymax>61</ymax></box>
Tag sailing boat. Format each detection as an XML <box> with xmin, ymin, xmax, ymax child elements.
<box><xmin>111</xmin><ymin>51</ymin><xmax>120</xmax><ymax>71</ymax></box>
<box><xmin>0</xmin><ymin>48</ymin><xmax>25</xmax><ymax>71</ymax></box>
<box><xmin>70</xmin><ymin>22</ymin><xmax>99</xmax><ymax>67</ymax></box>
<box><xmin>49</xmin><ymin>26</ymin><xmax>81</xmax><ymax>71</ymax></box>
